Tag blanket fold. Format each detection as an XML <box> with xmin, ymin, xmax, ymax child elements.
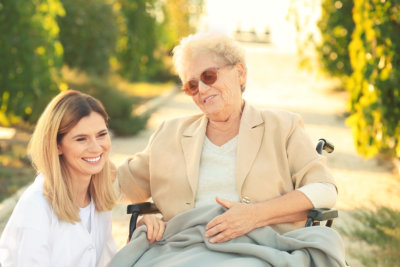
<box><xmin>110</xmin><ymin>205</ymin><xmax>346</xmax><ymax>267</ymax></box>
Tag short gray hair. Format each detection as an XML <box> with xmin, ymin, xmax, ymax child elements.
<box><xmin>172</xmin><ymin>31</ymin><xmax>247</xmax><ymax>92</ymax></box>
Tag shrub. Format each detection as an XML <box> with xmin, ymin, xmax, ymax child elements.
<box><xmin>58</xmin><ymin>0</ymin><xmax>118</xmax><ymax>75</ymax></box>
<box><xmin>0</xmin><ymin>0</ymin><xmax>64</xmax><ymax>124</ymax></box>
<box><xmin>346</xmin><ymin>0</ymin><xmax>400</xmax><ymax>158</ymax></box>
<box><xmin>63</xmin><ymin>69</ymin><xmax>149</xmax><ymax>136</ymax></box>
<box><xmin>317</xmin><ymin>0</ymin><xmax>354</xmax><ymax>80</ymax></box>
<box><xmin>114</xmin><ymin>0</ymin><xmax>165</xmax><ymax>81</ymax></box>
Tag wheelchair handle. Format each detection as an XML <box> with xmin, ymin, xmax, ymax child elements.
<box><xmin>316</xmin><ymin>138</ymin><xmax>334</xmax><ymax>154</ymax></box>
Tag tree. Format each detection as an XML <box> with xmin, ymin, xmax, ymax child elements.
<box><xmin>346</xmin><ymin>0</ymin><xmax>400</xmax><ymax>158</ymax></box>
<box><xmin>316</xmin><ymin>0</ymin><xmax>354</xmax><ymax>80</ymax></box>
<box><xmin>115</xmin><ymin>0</ymin><xmax>164</xmax><ymax>81</ymax></box>
<box><xmin>58</xmin><ymin>0</ymin><xmax>118</xmax><ymax>75</ymax></box>
<box><xmin>0</xmin><ymin>0</ymin><xmax>65</xmax><ymax>124</ymax></box>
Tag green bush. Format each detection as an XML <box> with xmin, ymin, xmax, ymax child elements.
<box><xmin>64</xmin><ymin>71</ymin><xmax>149</xmax><ymax>136</ymax></box>
<box><xmin>0</xmin><ymin>0</ymin><xmax>64</xmax><ymax>124</ymax></box>
<box><xmin>317</xmin><ymin>0</ymin><xmax>354</xmax><ymax>79</ymax></box>
<box><xmin>341</xmin><ymin>207</ymin><xmax>400</xmax><ymax>266</ymax></box>
<box><xmin>115</xmin><ymin>0</ymin><xmax>168</xmax><ymax>82</ymax></box>
<box><xmin>346</xmin><ymin>0</ymin><xmax>400</xmax><ymax>158</ymax></box>
<box><xmin>58</xmin><ymin>0</ymin><xmax>118</xmax><ymax>75</ymax></box>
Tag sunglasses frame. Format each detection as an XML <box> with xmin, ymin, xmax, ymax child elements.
<box><xmin>182</xmin><ymin>64</ymin><xmax>234</xmax><ymax>96</ymax></box>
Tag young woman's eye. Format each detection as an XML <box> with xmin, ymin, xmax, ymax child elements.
<box><xmin>76</xmin><ymin>137</ymin><xmax>86</xmax><ymax>142</ymax></box>
<box><xmin>98</xmin><ymin>132</ymin><xmax>108</xmax><ymax>137</ymax></box>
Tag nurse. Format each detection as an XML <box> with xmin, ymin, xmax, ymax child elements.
<box><xmin>0</xmin><ymin>90</ymin><xmax>164</xmax><ymax>267</ymax></box>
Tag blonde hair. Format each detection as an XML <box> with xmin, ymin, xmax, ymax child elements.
<box><xmin>28</xmin><ymin>90</ymin><xmax>117</xmax><ymax>223</ymax></box>
<box><xmin>172</xmin><ymin>31</ymin><xmax>247</xmax><ymax>91</ymax></box>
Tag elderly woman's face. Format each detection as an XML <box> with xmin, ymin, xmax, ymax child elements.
<box><xmin>184</xmin><ymin>52</ymin><xmax>245</xmax><ymax>122</ymax></box>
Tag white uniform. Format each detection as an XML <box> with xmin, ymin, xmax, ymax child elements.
<box><xmin>0</xmin><ymin>175</ymin><xmax>117</xmax><ymax>267</ymax></box>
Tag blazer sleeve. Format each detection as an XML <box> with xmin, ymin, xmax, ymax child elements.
<box><xmin>116</xmin><ymin>121</ymin><xmax>166</xmax><ymax>203</ymax></box>
<box><xmin>286</xmin><ymin>113</ymin><xmax>336</xmax><ymax>189</ymax></box>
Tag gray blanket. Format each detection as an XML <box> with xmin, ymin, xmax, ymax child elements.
<box><xmin>110</xmin><ymin>205</ymin><xmax>346</xmax><ymax>267</ymax></box>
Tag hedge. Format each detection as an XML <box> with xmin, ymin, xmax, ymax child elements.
<box><xmin>347</xmin><ymin>0</ymin><xmax>400</xmax><ymax>158</ymax></box>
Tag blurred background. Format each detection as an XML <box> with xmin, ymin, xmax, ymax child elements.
<box><xmin>1</xmin><ymin>0</ymin><xmax>399</xmax><ymax>266</ymax></box>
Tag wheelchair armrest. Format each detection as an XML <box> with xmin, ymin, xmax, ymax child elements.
<box><xmin>305</xmin><ymin>208</ymin><xmax>338</xmax><ymax>227</ymax></box>
<box><xmin>127</xmin><ymin>202</ymin><xmax>160</xmax><ymax>240</ymax></box>
<box><xmin>127</xmin><ymin>202</ymin><xmax>159</xmax><ymax>215</ymax></box>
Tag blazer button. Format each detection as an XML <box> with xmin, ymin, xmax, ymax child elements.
<box><xmin>241</xmin><ymin>196</ymin><xmax>251</xmax><ymax>204</ymax></box>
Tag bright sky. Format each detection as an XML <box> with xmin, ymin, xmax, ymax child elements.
<box><xmin>200</xmin><ymin>0</ymin><xmax>320</xmax><ymax>52</ymax></box>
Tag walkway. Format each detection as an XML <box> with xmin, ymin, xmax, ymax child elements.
<box><xmin>110</xmin><ymin>43</ymin><xmax>400</xmax><ymax>267</ymax></box>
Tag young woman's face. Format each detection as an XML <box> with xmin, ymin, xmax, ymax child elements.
<box><xmin>58</xmin><ymin>112</ymin><xmax>111</xmax><ymax>180</ymax></box>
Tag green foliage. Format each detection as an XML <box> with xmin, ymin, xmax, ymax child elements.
<box><xmin>115</xmin><ymin>0</ymin><xmax>166</xmax><ymax>81</ymax></box>
<box><xmin>162</xmin><ymin>0</ymin><xmax>204</xmax><ymax>50</ymax></box>
<box><xmin>64</xmin><ymin>71</ymin><xmax>149</xmax><ymax>136</ymax></box>
<box><xmin>317</xmin><ymin>0</ymin><xmax>354</xmax><ymax>79</ymax></box>
<box><xmin>58</xmin><ymin>0</ymin><xmax>118</xmax><ymax>75</ymax></box>
<box><xmin>0</xmin><ymin>0</ymin><xmax>65</xmax><ymax>124</ymax></box>
<box><xmin>342</xmin><ymin>207</ymin><xmax>400</xmax><ymax>266</ymax></box>
<box><xmin>346</xmin><ymin>0</ymin><xmax>400</xmax><ymax>158</ymax></box>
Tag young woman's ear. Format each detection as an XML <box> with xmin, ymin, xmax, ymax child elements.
<box><xmin>57</xmin><ymin>145</ymin><xmax>62</xmax><ymax>155</ymax></box>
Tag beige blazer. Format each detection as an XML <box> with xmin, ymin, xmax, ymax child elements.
<box><xmin>117</xmin><ymin>102</ymin><xmax>336</xmax><ymax>233</ymax></box>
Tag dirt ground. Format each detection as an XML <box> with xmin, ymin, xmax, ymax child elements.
<box><xmin>110</xmin><ymin>44</ymin><xmax>400</xmax><ymax>267</ymax></box>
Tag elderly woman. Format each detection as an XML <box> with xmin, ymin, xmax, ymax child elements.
<box><xmin>117</xmin><ymin>32</ymin><xmax>338</xmax><ymax>243</ymax></box>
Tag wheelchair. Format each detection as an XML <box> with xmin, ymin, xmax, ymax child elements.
<box><xmin>126</xmin><ymin>138</ymin><xmax>338</xmax><ymax>241</ymax></box>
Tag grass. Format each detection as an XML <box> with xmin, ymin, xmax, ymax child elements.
<box><xmin>340</xmin><ymin>207</ymin><xmax>400</xmax><ymax>266</ymax></box>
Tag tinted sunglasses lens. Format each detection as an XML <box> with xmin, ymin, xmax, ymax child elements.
<box><xmin>183</xmin><ymin>68</ymin><xmax>219</xmax><ymax>96</ymax></box>
<box><xmin>183</xmin><ymin>80</ymin><xmax>199</xmax><ymax>96</ymax></box>
<box><xmin>200</xmin><ymin>69</ymin><xmax>218</xmax><ymax>85</ymax></box>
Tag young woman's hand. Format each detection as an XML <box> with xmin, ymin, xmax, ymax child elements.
<box><xmin>137</xmin><ymin>215</ymin><xmax>165</xmax><ymax>245</ymax></box>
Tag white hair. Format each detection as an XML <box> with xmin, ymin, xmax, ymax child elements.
<box><xmin>172</xmin><ymin>31</ymin><xmax>247</xmax><ymax>91</ymax></box>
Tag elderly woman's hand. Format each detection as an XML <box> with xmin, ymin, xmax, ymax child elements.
<box><xmin>205</xmin><ymin>196</ymin><xmax>258</xmax><ymax>243</ymax></box>
<box><xmin>137</xmin><ymin>215</ymin><xmax>165</xmax><ymax>245</ymax></box>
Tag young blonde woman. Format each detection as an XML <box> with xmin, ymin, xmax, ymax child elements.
<box><xmin>0</xmin><ymin>90</ymin><xmax>164</xmax><ymax>267</ymax></box>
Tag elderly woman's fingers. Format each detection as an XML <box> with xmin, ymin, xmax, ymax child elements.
<box><xmin>215</xmin><ymin>196</ymin><xmax>233</xmax><ymax>209</ymax></box>
<box><xmin>205</xmin><ymin>213</ymin><xmax>223</xmax><ymax>231</ymax></box>
<box><xmin>156</xmin><ymin>220</ymin><xmax>166</xmax><ymax>241</ymax></box>
<box><xmin>205</xmin><ymin>220</ymin><xmax>226</xmax><ymax>238</ymax></box>
<box><xmin>138</xmin><ymin>215</ymin><xmax>165</xmax><ymax>245</ymax></box>
<box><xmin>210</xmin><ymin>230</ymin><xmax>237</xmax><ymax>243</ymax></box>
<box><xmin>205</xmin><ymin>201</ymin><xmax>258</xmax><ymax>243</ymax></box>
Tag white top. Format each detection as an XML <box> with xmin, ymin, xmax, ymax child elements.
<box><xmin>80</xmin><ymin>202</ymin><xmax>92</xmax><ymax>233</ymax></box>
<box><xmin>0</xmin><ymin>175</ymin><xmax>117</xmax><ymax>267</ymax></box>
<box><xmin>195</xmin><ymin>136</ymin><xmax>240</xmax><ymax>207</ymax></box>
<box><xmin>195</xmin><ymin>136</ymin><xmax>337</xmax><ymax>208</ymax></box>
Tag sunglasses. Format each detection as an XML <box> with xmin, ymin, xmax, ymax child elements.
<box><xmin>182</xmin><ymin>64</ymin><xmax>233</xmax><ymax>96</ymax></box>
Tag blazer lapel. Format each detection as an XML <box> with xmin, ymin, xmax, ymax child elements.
<box><xmin>181</xmin><ymin>116</ymin><xmax>208</xmax><ymax>197</ymax></box>
<box><xmin>236</xmin><ymin>102</ymin><xmax>265</xmax><ymax>194</ymax></box>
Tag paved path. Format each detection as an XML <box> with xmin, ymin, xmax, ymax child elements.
<box><xmin>110</xmin><ymin>43</ymin><xmax>400</xmax><ymax>266</ymax></box>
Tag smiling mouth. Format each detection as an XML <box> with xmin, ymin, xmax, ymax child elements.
<box><xmin>203</xmin><ymin>95</ymin><xmax>216</xmax><ymax>103</ymax></box>
<box><xmin>83</xmin><ymin>155</ymin><xmax>101</xmax><ymax>163</ymax></box>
